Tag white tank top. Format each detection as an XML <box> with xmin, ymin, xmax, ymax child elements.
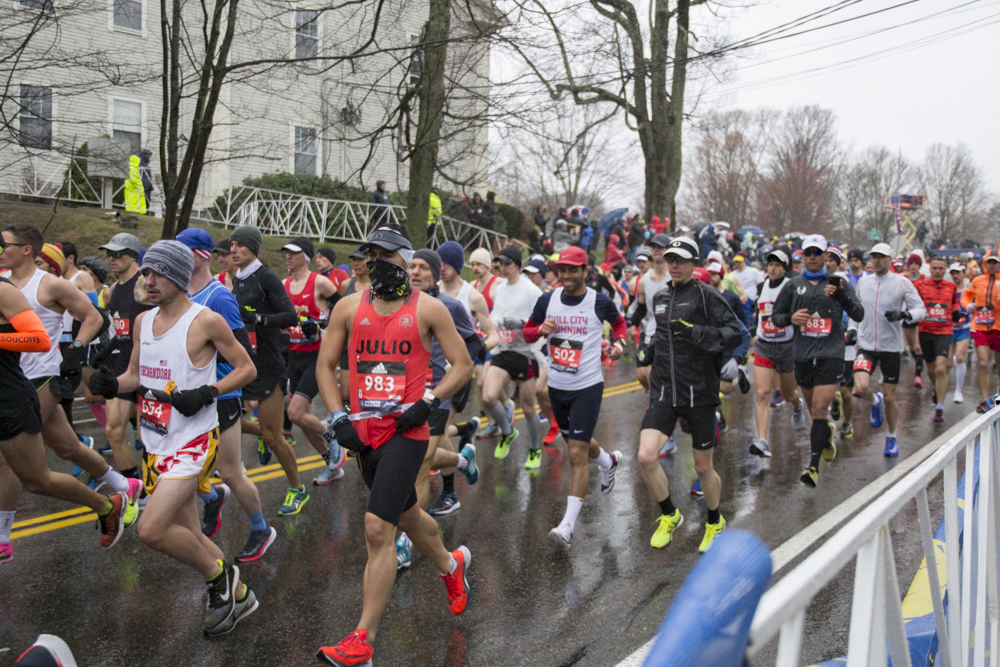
<box><xmin>455</xmin><ymin>280</ymin><xmax>487</xmax><ymax>340</ymax></box>
<box><xmin>20</xmin><ymin>268</ymin><xmax>64</xmax><ymax>380</ymax></box>
<box><xmin>61</xmin><ymin>271</ymin><xmax>86</xmax><ymax>341</ymax></box>
<box><xmin>756</xmin><ymin>277</ymin><xmax>794</xmax><ymax>343</ymax></box>
<box><xmin>138</xmin><ymin>303</ymin><xmax>219</xmax><ymax>455</ymax></box>
<box><xmin>545</xmin><ymin>287</ymin><xmax>604</xmax><ymax>390</ymax></box>
<box><xmin>642</xmin><ymin>269</ymin><xmax>670</xmax><ymax>344</ymax></box>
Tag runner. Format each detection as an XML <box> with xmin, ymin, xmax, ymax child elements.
<box><xmin>852</xmin><ymin>243</ymin><xmax>925</xmax><ymax>456</ymax></box>
<box><xmin>523</xmin><ymin>246</ymin><xmax>626</xmax><ymax>545</ymax></box>
<box><xmin>960</xmin><ymin>253</ymin><xmax>1000</xmax><ymax>414</ymax></box>
<box><xmin>636</xmin><ymin>237</ymin><xmax>741</xmax><ymax>552</ymax></box>
<box><xmin>483</xmin><ymin>246</ymin><xmax>545</xmax><ymax>467</ymax></box>
<box><xmin>99</xmin><ymin>232</ymin><xmax>153</xmax><ymax>491</ymax></box>
<box><xmin>213</xmin><ymin>237</ymin><xmax>236</xmax><ymax>289</ymax></box>
<box><xmin>948</xmin><ymin>262</ymin><xmax>971</xmax><ymax>403</ymax></box>
<box><xmin>771</xmin><ymin>235</ymin><xmax>864</xmax><ymax>487</ymax></box>
<box><xmin>915</xmin><ymin>255</ymin><xmax>961</xmax><ymax>423</ymax></box>
<box><xmin>0</xmin><ymin>254</ymin><xmax>129</xmax><ymax>563</ymax></box>
<box><xmin>228</xmin><ymin>226</ymin><xmax>307</xmax><ymax>515</ymax></box>
<box><xmin>469</xmin><ymin>247</ymin><xmax>513</xmax><ymax>439</ymax></box>
<box><xmin>281</xmin><ymin>236</ymin><xmax>346</xmax><ymax>486</ymax></box>
<box><xmin>175</xmin><ymin>229</ymin><xmax>277</xmax><ymax>561</ymax></box>
<box><xmin>314</xmin><ymin>225</ymin><xmax>473</xmax><ymax>666</ymax></box>
<box><xmin>904</xmin><ymin>254</ymin><xmax>925</xmax><ymax>388</ymax></box>
<box><xmin>630</xmin><ymin>234</ymin><xmax>671</xmax><ymax>391</ymax></box>
<box><xmin>831</xmin><ymin>248</ymin><xmax>867</xmax><ymax>438</ymax></box>
<box><xmin>749</xmin><ymin>247</ymin><xmax>802</xmax><ymax>457</ymax></box>
<box><xmin>89</xmin><ymin>240</ymin><xmax>259</xmax><ymax>634</ymax></box>
<box><xmin>336</xmin><ymin>245</ymin><xmax>370</xmax><ymax>407</ymax></box>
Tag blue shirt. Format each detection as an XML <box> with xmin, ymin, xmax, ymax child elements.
<box><xmin>190</xmin><ymin>279</ymin><xmax>244</xmax><ymax>400</ymax></box>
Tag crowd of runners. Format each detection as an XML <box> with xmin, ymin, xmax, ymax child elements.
<box><xmin>0</xmin><ymin>219</ymin><xmax>991</xmax><ymax>666</ymax></box>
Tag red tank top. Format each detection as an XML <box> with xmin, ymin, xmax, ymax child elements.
<box><xmin>284</xmin><ymin>272</ymin><xmax>323</xmax><ymax>352</ymax></box>
<box><xmin>217</xmin><ymin>273</ymin><xmax>226</xmax><ymax>285</ymax></box>
<box><xmin>349</xmin><ymin>289</ymin><xmax>430</xmax><ymax>448</ymax></box>
<box><xmin>480</xmin><ymin>275</ymin><xmax>499</xmax><ymax>312</ymax></box>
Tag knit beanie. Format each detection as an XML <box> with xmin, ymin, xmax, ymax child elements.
<box><xmin>38</xmin><ymin>243</ymin><xmax>65</xmax><ymax>277</ymax></box>
<box><xmin>230</xmin><ymin>226</ymin><xmax>263</xmax><ymax>256</ymax></box>
<box><xmin>141</xmin><ymin>240</ymin><xmax>194</xmax><ymax>291</ymax></box>
<box><xmin>436</xmin><ymin>241</ymin><xmax>465</xmax><ymax>275</ymax></box>
<box><xmin>413</xmin><ymin>249</ymin><xmax>442</xmax><ymax>280</ymax></box>
<box><xmin>469</xmin><ymin>247</ymin><xmax>493</xmax><ymax>267</ymax></box>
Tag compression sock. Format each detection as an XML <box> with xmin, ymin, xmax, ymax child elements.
<box><xmin>658</xmin><ymin>496</ymin><xmax>676</xmax><ymax>517</ymax></box>
<box><xmin>99</xmin><ymin>468</ymin><xmax>130</xmax><ymax>494</ymax></box>
<box><xmin>120</xmin><ymin>466</ymin><xmax>140</xmax><ymax>480</ymax></box>
<box><xmin>321</xmin><ymin>449</ymin><xmax>331</xmax><ymax>464</ymax></box>
<box><xmin>956</xmin><ymin>361</ymin><xmax>968</xmax><ymax>394</ymax></box>
<box><xmin>442</xmin><ymin>473</ymin><xmax>455</xmax><ymax>494</ymax></box>
<box><xmin>559</xmin><ymin>496</ymin><xmax>584</xmax><ymax>531</ymax></box>
<box><xmin>915</xmin><ymin>357</ymin><xmax>924</xmax><ymax>377</ymax></box>
<box><xmin>87</xmin><ymin>403</ymin><xmax>107</xmax><ymax>428</ymax></box>
<box><xmin>454</xmin><ymin>420</ymin><xmax>476</xmax><ymax>439</ymax></box>
<box><xmin>936</xmin><ymin>403</ymin><xmax>945</xmax><ymax>410</ymax></box>
<box><xmin>198</xmin><ymin>486</ymin><xmax>220</xmax><ymax>504</ymax></box>
<box><xmin>488</xmin><ymin>402</ymin><xmax>512</xmax><ymax>436</ymax></box>
<box><xmin>595</xmin><ymin>447</ymin><xmax>613</xmax><ymax>469</ymax></box>
<box><xmin>97</xmin><ymin>499</ymin><xmax>114</xmax><ymax>517</ymax></box>
<box><xmin>707</xmin><ymin>507</ymin><xmax>721</xmax><ymax>525</ymax></box>
<box><xmin>0</xmin><ymin>511</ymin><xmax>15</xmax><ymax>542</ymax></box>
<box><xmin>248</xmin><ymin>509</ymin><xmax>267</xmax><ymax>532</ymax></box>
<box><xmin>206</xmin><ymin>559</ymin><xmax>225</xmax><ymax>582</ymax></box>
<box><xmin>526</xmin><ymin>414</ymin><xmax>542</xmax><ymax>449</ymax></box>
<box><xmin>809</xmin><ymin>420</ymin><xmax>829</xmax><ymax>468</ymax></box>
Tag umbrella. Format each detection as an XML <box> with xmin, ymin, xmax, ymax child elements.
<box><xmin>598</xmin><ymin>208</ymin><xmax>629</xmax><ymax>234</ymax></box>
<box><xmin>737</xmin><ymin>226</ymin><xmax>766</xmax><ymax>237</ymax></box>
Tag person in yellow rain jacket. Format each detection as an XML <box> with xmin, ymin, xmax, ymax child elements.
<box><xmin>123</xmin><ymin>154</ymin><xmax>146</xmax><ymax>214</ymax></box>
<box><xmin>426</xmin><ymin>186</ymin><xmax>443</xmax><ymax>245</ymax></box>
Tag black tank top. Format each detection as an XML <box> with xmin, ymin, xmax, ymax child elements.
<box><xmin>0</xmin><ymin>278</ymin><xmax>36</xmax><ymax>405</ymax></box>
<box><xmin>108</xmin><ymin>270</ymin><xmax>152</xmax><ymax>372</ymax></box>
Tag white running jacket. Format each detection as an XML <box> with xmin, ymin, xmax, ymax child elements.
<box><xmin>856</xmin><ymin>272</ymin><xmax>926</xmax><ymax>353</ymax></box>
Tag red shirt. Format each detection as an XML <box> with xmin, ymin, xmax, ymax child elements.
<box><xmin>284</xmin><ymin>272</ymin><xmax>324</xmax><ymax>352</ymax></box>
<box><xmin>915</xmin><ymin>277</ymin><xmax>959</xmax><ymax>335</ymax></box>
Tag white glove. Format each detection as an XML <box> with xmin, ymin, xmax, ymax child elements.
<box><xmin>720</xmin><ymin>357</ymin><xmax>739</xmax><ymax>382</ymax></box>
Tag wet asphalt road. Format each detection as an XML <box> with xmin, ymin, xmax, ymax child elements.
<box><xmin>0</xmin><ymin>354</ymin><xmax>979</xmax><ymax>667</ymax></box>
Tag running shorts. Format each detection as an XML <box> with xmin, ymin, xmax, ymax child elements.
<box><xmin>30</xmin><ymin>375</ymin><xmax>75</xmax><ymax>401</ymax></box>
<box><xmin>428</xmin><ymin>407</ymin><xmax>450</xmax><ymax>437</ymax></box>
<box><xmin>0</xmin><ymin>392</ymin><xmax>43</xmax><ymax>441</ymax></box>
<box><xmin>920</xmin><ymin>332</ymin><xmax>953</xmax><ymax>363</ymax></box>
<box><xmin>356</xmin><ymin>433</ymin><xmax>428</xmax><ymax>525</ymax></box>
<box><xmin>953</xmin><ymin>328</ymin><xmax>971</xmax><ymax>343</ymax></box>
<box><xmin>490</xmin><ymin>350</ymin><xmax>538</xmax><ymax>382</ymax></box>
<box><xmin>549</xmin><ymin>382</ymin><xmax>603</xmax><ymax>443</ymax></box>
<box><xmin>641</xmin><ymin>401</ymin><xmax>717</xmax><ymax>450</ymax></box>
<box><xmin>217</xmin><ymin>397</ymin><xmax>243</xmax><ymax>432</ymax></box>
<box><xmin>794</xmin><ymin>358</ymin><xmax>843</xmax><ymax>389</ymax></box>
<box><xmin>242</xmin><ymin>375</ymin><xmax>287</xmax><ymax>402</ymax></box>
<box><xmin>142</xmin><ymin>428</ymin><xmax>220</xmax><ymax>495</ymax></box>
<box><xmin>288</xmin><ymin>350</ymin><xmax>320</xmax><ymax>401</ymax></box>
<box><xmin>754</xmin><ymin>339</ymin><xmax>794</xmax><ymax>375</ymax></box>
<box><xmin>841</xmin><ymin>359</ymin><xmax>855</xmax><ymax>388</ymax></box>
<box><xmin>452</xmin><ymin>379</ymin><xmax>473</xmax><ymax>414</ymax></box>
<box><xmin>853</xmin><ymin>349</ymin><xmax>902</xmax><ymax>385</ymax></box>
<box><xmin>972</xmin><ymin>330</ymin><xmax>1000</xmax><ymax>352</ymax></box>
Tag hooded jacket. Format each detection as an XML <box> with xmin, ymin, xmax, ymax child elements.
<box><xmin>855</xmin><ymin>271</ymin><xmax>926</xmax><ymax>353</ymax></box>
<box><xmin>771</xmin><ymin>272</ymin><xmax>864</xmax><ymax>361</ymax></box>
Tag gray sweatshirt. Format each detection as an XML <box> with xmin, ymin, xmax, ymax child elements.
<box><xmin>855</xmin><ymin>272</ymin><xmax>926</xmax><ymax>353</ymax></box>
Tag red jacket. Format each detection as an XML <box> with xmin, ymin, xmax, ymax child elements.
<box><xmin>915</xmin><ymin>278</ymin><xmax>959</xmax><ymax>335</ymax></box>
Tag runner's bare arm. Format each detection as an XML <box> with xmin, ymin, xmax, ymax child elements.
<box><xmin>316</xmin><ymin>293</ymin><xmax>357</xmax><ymax>414</ymax></box>
<box><xmin>50</xmin><ymin>275</ymin><xmax>103</xmax><ymax>345</ymax></box>
<box><xmin>468</xmin><ymin>288</ymin><xmax>499</xmax><ymax>349</ymax></box>
<box><xmin>201</xmin><ymin>310</ymin><xmax>257</xmax><ymax>396</ymax></box>
<box><xmin>424</xmin><ymin>296</ymin><xmax>473</xmax><ymax>401</ymax></box>
<box><xmin>72</xmin><ymin>270</ymin><xmax>96</xmax><ymax>292</ymax></box>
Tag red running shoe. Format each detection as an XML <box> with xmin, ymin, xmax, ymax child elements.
<box><xmin>914</xmin><ymin>376</ymin><xmax>923</xmax><ymax>389</ymax></box>
<box><xmin>440</xmin><ymin>546</ymin><xmax>471</xmax><ymax>615</ymax></box>
<box><xmin>543</xmin><ymin>420</ymin><xmax>560</xmax><ymax>445</ymax></box>
<box><xmin>317</xmin><ymin>630</ymin><xmax>373</xmax><ymax>666</ymax></box>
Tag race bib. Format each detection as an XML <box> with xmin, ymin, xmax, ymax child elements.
<box><xmin>853</xmin><ymin>356</ymin><xmax>874</xmax><ymax>373</ymax></box>
<box><xmin>549</xmin><ymin>337</ymin><xmax>583</xmax><ymax>373</ymax></box>
<box><xmin>802</xmin><ymin>316</ymin><xmax>832</xmax><ymax>338</ymax></box>
<box><xmin>356</xmin><ymin>360</ymin><xmax>406</xmax><ymax>412</ymax></box>
<box><xmin>113</xmin><ymin>317</ymin><xmax>130</xmax><ymax>340</ymax></box>
<box><xmin>139</xmin><ymin>397</ymin><xmax>172</xmax><ymax>436</ymax></box>
<box><xmin>759</xmin><ymin>301</ymin><xmax>774</xmax><ymax>316</ymax></box>
<box><xmin>976</xmin><ymin>306</ymin><xmax>995</xmax><ymax>326</ymax></box>
<box><xmin>927</xmin><ymin>302</ymin><xmax>948</xmax><ymax>324</ymax></box>
<box><xmin>498</xmin><ymin>328</ymin><xmax>518</xmax><ymax>345</ymax></box>
<box><xmin>761</xmin><ymin>317</ymin><xmax>783</xmax><ymax>338</ymax></box>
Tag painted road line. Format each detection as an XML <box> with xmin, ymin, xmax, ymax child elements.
<box><xmin>612</xmin><ymin>409</ymin><xmax>982</xmax><ymax>667</ymax></box>
<box><xmin>13</xmin><ymin>379</ymin><xmax>645</xmax><ymax>541</ymax></box>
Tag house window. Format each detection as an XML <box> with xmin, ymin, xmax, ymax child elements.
<box><xmin>113</xmin><ymin>0</ymin><xmax>142</xmax><ymax>31</ymax></box>
<box><xmin>112</xmin><ymin>99</ymin><xmax>142</xmax><ymax>154</ymax></box>
<box><xmin>294</xmin><ymin>126</ymin><xmax>317</xmax><ymax>175</ymax></box>
<box><xmin>19</xmin><ymin>0</ymin><xmax>53</xmax><ymax>12</ymax></box>
<box><xmin>19</xmin><ymin>85</ymin><xmax>52</xmax><ymax>150</ymax></box>
<box><xmin>295</xmin><ymin>10</ymin><xmax>318</xmax><ymax>61</ymax></box>
<box><xmin>408</xmin><ymin>34</ymin><xmax>422</xmax><ymax>86</ymax></box>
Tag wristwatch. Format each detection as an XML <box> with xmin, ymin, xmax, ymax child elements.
<box><xmin>71</xmin><ymin>339</ymin><xmax>84</xmax><ymax>349</ymax></box>
<box><xmin>209</xmin><ymin>386</ymin><xmax>219</xmax><ymax>398</ymax></box>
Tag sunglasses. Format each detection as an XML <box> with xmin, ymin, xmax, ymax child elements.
<box><xmin>0</xmin><ymin>242</ymin><xmax>28</xmax><ymax>251</ymax></box>
<box><xmin>665</xmin><ymin>256</ymin><xmax>691</xmax><ymax>265</ymax></box>
<box><xmin>106</xmin><ymin>250</ymin><xmax>131</xmax><ymax>259</ymax></box>
<box><xmin>803</xmin><ymin>248</ymin><xmax>824</xmax><ymax>257</ymax></box>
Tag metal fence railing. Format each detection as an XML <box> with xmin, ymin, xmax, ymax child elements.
<box><xmin>746</xmin><ymin>404</ymin><xmax>1000</xmax><ymax>667</ymax></box>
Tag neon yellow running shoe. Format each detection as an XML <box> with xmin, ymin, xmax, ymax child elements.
<box><xmin>524</xmin><ymin>448</ymin><xmax>542</xmax><ymax>470</ymax></box>
<box><xmin>698</xmin><ymin>515</ymin><xmax>726</xmax><ymax>553</ymax></box>
<box><xmin>650</xmin><ymin>510</ymin><xmax>683</xmax><ymax>549</ymax></box>
<box><xmin>494</xmin><ymin>428</ymin><xmax>518</xmax><ymax>459</ymax></box>
<box><xmin>822</xmin><ymin>421</ymin><xmax>837</xmax><ymax>462</ymax></box>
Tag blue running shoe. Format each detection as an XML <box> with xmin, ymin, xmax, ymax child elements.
<box><xmin>690</xmin><ymin>478</ymin><xmax>703</xmax><ymax>497</ymax></box>
<box><xmin>658</xmin><ymin>437</ymin><xmax>676</xmax><ymax>458</ymax></box>
<box><xmin>459</xmin><ymin>444</ymin><xmax>479</xmax><ymax>485</ymax></box>
<box><xmin>98</xmin><ymin>443</ymin><xmax>112</xmax><ymax>454</ymax></box>
<box><xmin>396</xmin><ymin>535</ymin><xmax>412</xmax><ymax>569</ymax></box>
<box><xmin>884</xmin><ymin>435</ymin><xmax>898</xmax><ymax>457</ymax></box>
<box><xmin>870</xmin><ymin>392</ymin><xmax>884</xmax><ymax>428</ymax></box>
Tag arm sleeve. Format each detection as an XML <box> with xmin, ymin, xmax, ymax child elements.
<box><xmin>523</xmin><ymin>292</ymin><xmax>552</xmax><ymax>343</ymax></box>
<box><xmin>0</xmin><ymin>310</ymin><xmax>51</xmax><ymax>352</ymax></box>
<box><xmin>769</xmin><ymin>282</ymin><xmax>794</xmax><ymax>328</ymax></box>
<box><xmin>260</xmin><ymin>271</ymin><xmax>299</xmax><ymax>329</ymax></box>
<box><xmin>726</xmin><ymin>318</ymin><xmax>752</xmax><ymax>360</ymax></box>
<box><xmin>903</xmin><ymin>281</ymin><xmax>926</xmax><ymax>322</ymax></box>
<box><xmin>841</xmin><ymin>281</ymin><xmax>865</xmax><ymax>322</ymax></box>
<box><xmin>231</xmin><ymin>326</ymin><xmax>254</xmax><ymax>359</ymax></box>
<box><xmin>630</xmin><ymin>301</ymin><xmax>647</xmax><ymax>328</ymax></box>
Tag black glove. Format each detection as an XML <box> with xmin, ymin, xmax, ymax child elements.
<box><xmin>60</xmin><ymin>345</ymin><xmax>85</xmax><ymax>377</ymax></box>
<box><xmin>171</xmin><ymin>385</ymin><xmax>214</xmax><ymax>417</ymax></box>
<box><xmin>952</xmin><ymin>310</ymin><xmax>964</xmax><ymax>323</ymax></box>
<box><xmin>845</xmin><ymin>329</ymin><xmax>858</xmax><ymax>346</ymax></box>
<box><xmin>240</xmin><ymin>307</ymin><xmax>258</xmax><ymax>326</ymax></box>
<box><xmin>89</xmin><ymin>338</ymin><xmax>117</xmax><ymax>369</ymax></box>
<box><xmin>669</xmin><ymin>318</ymin><xmax>694</xmax><ymax>341</ymax></box>
<box><xmin>396</xmin><ymin>399</ymin><xmax>433</xmax><ymax>433</ymax></box>
<box><xmin>884</xmin><ymin>310</ymin><xmax>909</xmax><ymax>323</ymax></box>
<box><xmin>636</xmin><ymin>342</ymin><xmax>654</xmax><ymax>367</ymax></box>
<box><xmin>334</xmin><ymin>417</ymin><xmax>364</xmax><ymax>452</ymax></box>
<box><xmin>89</xmin><ymin>367</ymin><xmax>119</xmax><ymax>399</ymax></box>
<box><xmin>300</xmin><ymin>318</ymin><xmax>319</xmax><ymax>339</ymax></box>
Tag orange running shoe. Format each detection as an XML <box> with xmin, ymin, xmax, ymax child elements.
<box><xmin>317</xmin><ymin>630</ymin><xmax>373</xmax><ymax>666</ymax></box>
<box><xmin>97</xmin><ymin>493</ymin><xmax>127</xmax><ymax>549</ymax></box>
<box><xmin>440</xmin><ymin>546</ymin><xmax>471</xmax><ymax>615</ymax></box>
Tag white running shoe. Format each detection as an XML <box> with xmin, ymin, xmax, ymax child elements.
<box><xmin>599</xmin><ymin>451</ymin><xmax>622</xmax><ymax>494</ymax></box>
<box><xmin>791</xmin><ymin>398</ymin><xmax>805</xmax><ymax>430</ymax></box>
<box><xmin>954</xmin><ymin>393</ymin><xmax>965</xmax><ymax>404</ymax></box>
<box><xmin>549</xmin><ymin>522</ymin><xmax>573</xmax><ymax>545</ymax></box>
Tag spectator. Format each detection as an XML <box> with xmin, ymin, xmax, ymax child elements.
<box><xmin>467</xmin><ymin>192</ymin><xmax>485</xmax><ymax>226</ymax></box>
<box><xmin>427</xmin><ymin>185</ymin><xmax>443</xmax><ymax>245</ymax></box>
<box><xmin>138</xmin><ymin>148</ymin><xmax>154</xmax><ymax>214</ymax></box>
<box><xmin>370</xmin><ymin>179</ymin><xmax>390</xmax><ymax>226</ymax></box>
<box><xmin>533</xmin><ymin>205</ymin><xmax>549</xmax><ymax>238</ymax></box>
<box><xmin>605</xmin><ymin>233</ymin><xmax>625</xmax><ymax>266</ymax></box>
<box><xmin>551</xmin><ymin>220</ymin><xmax>573</xmax><ymax>253</ymax></box>
<box><xmin>124</xmin><ymin>154</ymin><xmax>146</xmax><ymax>214</ymax></box>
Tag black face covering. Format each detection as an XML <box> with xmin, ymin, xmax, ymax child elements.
<box><xmin>368</xmin><ymin>257</ymin><xmax>411</xmax><ymax>301</ymax></box>
<box><xmin>425</xmin><ymin>284</ymin><xmax>440</xmax><ymax>298</ymax></box>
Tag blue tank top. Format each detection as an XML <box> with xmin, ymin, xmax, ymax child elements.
<box><xmin>190</xmin><ymin>280</ymin><xmax>244</xmax><ymax>400</ymax></box>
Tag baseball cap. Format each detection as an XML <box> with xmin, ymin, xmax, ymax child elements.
<box><xmin>949</xmin><ymin>262</ymin><xmax>965</xmax><ymax>272</ymax></box>
<box><xmin>554</xmin><ymin>246</ymin><xmax>588</xmax><ymax>267</ymax></box>
<box><xmin>650</xmin><ymin>234</ymin><xmax>671</xmax><ymax>248</ymax></box>
<box><xmin>692</xmin><ymin>267</ymin><xmax>711</xmax><ymax>284</ymax></box>
<box><xmin>706</xmin><ymin>261</ymin><xmax>724</xmax><ymax>275</ymax></box>
<box><xmin>497</xmin><ymin>246</ymin><xmax>523</xmax><ymax>267</ymax></box>
<box><xmin>214</xmin><ymin>237</ymin><xmax>231</xmax><ymax>254</ymax></box>
<box><xmin>361</xmin><ymin>226</ymin><xmax>412</xmax><ymax>254</ymax></box>
<box><xmin>664</xmin><ymin>237</ymin><xmax>699</xmax><ymax>261</ymax></box>
<box><xmin>801</xmin><ymin>234</ymin><xmax>827</xmax><ymax>252</ymax></box>
<box><xmin>869</xmin><ymin>243</ymin><xmax>894</xmax><ymax>257</ymax></box>
<box><xmin>985</xmin><ymin>254</ymin><xmax>1000</xmax><ymax>264</ymax></box>
<box><xmin>635</xmin><ymin>247</ymin><xmax>651</xmax><ymax>261</ymax></box>
<box><xmin>175</xmin><ymin>228</ymin><xmax>216</xmax><ymax>259</ymax></box>
<box><xmin>792</xmin><ymin>251</ymin><xmax>803</xmax><ymax>262</ymax></box>
<box><xmin>733</xmin><ymin>255</ymin><xmax>746</xmax><ymax>263</ymax></box>
<box><xmin>282</xmin><ymin>236</ymin><xmax>316</xmax><ymax>258</ymax></box>
<box><xmin>766</xmin><ymin>249</ymin><xmax>790</xmax><ymax>268</ymax></box>
<box><xmin>523</xmin><ymin>258</ymin><xmax>548</xmax><ymax>274</ymax></box>
<box><xmin>348</xmin><ymin>245</ymin><xmax>368</xmax><ymax>260</ymax></box>
<box><xmin>99</xmin><ymin>232</ymin><xmax>141</xmax><ymax>256</ymax></box>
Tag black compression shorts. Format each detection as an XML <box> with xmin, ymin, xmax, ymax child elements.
<box><xmin>288</xmin><ymin>351</ymin><xmax>320</xmax><ymax>401</ymax></box>
<box><xmin>841</xmin><ymin>359</ymin><xmax>855</xmax><ymax>388</ymax></box>
<box><xmin>452</xmin><ymin>379</ymin><xmax>473</xmax><ymax>413</ymax></box>
<box><xmin>428</xmin><ymin>407</ymin><xmax>450</xmax><ymax>437</ymax></box>
<box><xmin>550</xmin><ymin>382</ymin><xmax>603</xmax><ymax>443</ymax></box>
<box><xmin>0</xmin><ymin>393</ymin><xmax>43</xmax><ymax>441</ymax></box>
<box><xmin>242</xmin><ymin>375</ymin><xmax>287</xmax><ymax>402</ymax></box>
<box><xmin>30</xmin><ymin>375</ymin><xmax>75</xmax><ymax>401</ymax></box>
<box><xmin>217</xmin><ymin>397</ymin><xmax>243</xmax><ymax>432</ymax></box>
<box><xmin>357</xmin><ymin>434</ymin><xmax>428</xmax><ymax>525</ymax></box>
<box><xmin>853</xmin><ymin>350</ymin><xmax>901</xmax><ymax>385</ymax></box>
<box><xmin>490</xmin><ymin>351</ymin><xmax>538</xmax><ymax>381</ymax></box>
<box><xmin>641</xmin><ymin>401</ymin><xmax>718</xmax><ymax>450</ymax></box>
<box><xmin>919</xmin><ymin>332</ymin><xmax>953</xmax><ymax>364</ymax></box>
<box><xmin>794</xmin><ymin>358</ymin><xmax>843</xmax><ymax>389</ymax></box>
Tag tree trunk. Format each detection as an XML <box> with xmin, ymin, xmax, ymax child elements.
<box><xmin>404</xmin><ymin>0</ymin><xmax>450</xmax><ymax>248</ymax></box>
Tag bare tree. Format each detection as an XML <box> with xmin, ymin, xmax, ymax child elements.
<box><xmin>917</xmin><ymin>142</ymin><xmax>991</xmax><ymax>245</ymax></box>
<box><xmin>832</xmin><ymin>146</ymin><xmax>912</xmax><ymax>246</ymax></box>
